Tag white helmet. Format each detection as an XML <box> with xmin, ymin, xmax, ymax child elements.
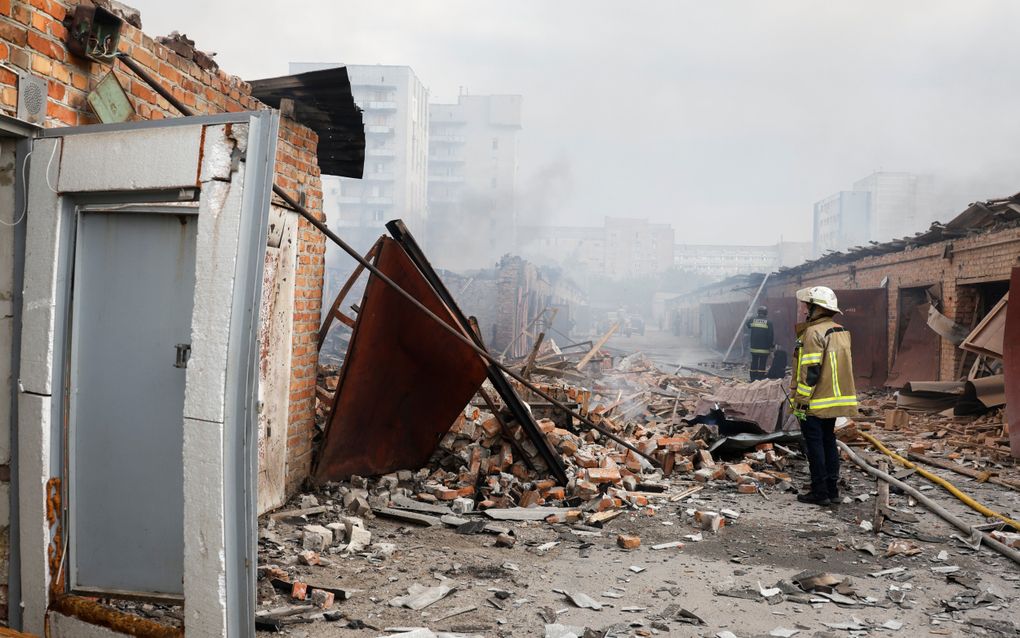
<box><xmin>796</xmin><ymin>286</ymin><xmax>841</xmax><ymax>313</ymax></box>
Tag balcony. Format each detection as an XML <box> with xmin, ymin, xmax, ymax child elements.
<box><xmin>429</xmin><ymin>194</ymin><xmax>461</xmax><ymax>204</ymax></box>
<box><xmin>428</xmin><ymin>174</ymin><xmax>464</xmax><ymax>183</ymax></box>
<box><xmin>365</xmin><ymin>196</ymin><xmax>394</xmax><ymax>205</ymax></box>
<box><xmin>430</xmin><ymin>134</ymin><xmax>465</xmax><ymax>144</ymax></box>
<box><xmin>364</xmin><ymin>172</ymin><xmax>395</xmax><ymax>181</ymax></box>
<box><xmin>429</xmin><ymin>155</ymin><xmax>464</xmax><ymax>163</ymax></box>
<box><xmin>339</xmin><ymin>196</ymin><xmax>362</xmax><ymax>205</ymax></box>
<box><xmin>366</xmin><ymin>101</ymin><xmax>397</xmax><ymax>111</ymax></box>
<box><xmin>366</xmin><ymin>147</ymin><xmax>397</xmax><ymax>157</ymax></box>
<box><xmin>365</xmin><ymin>125</ymin><xmax>394</xmax><ymax>135</ymax></box>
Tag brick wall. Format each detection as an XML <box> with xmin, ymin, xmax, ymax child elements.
<box><xmin>765</xmin><ymin>227</ymin><xmax>1020</xmax><ymax>380</ymax></box>
<box><xmin>1</xmin><ymin>2</ymin><xmax>324</xmax><ymax>494</ymax></box>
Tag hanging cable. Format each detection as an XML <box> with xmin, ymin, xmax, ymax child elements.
<box><xmin>0</xmin><ymin>148</ymin><xmax>32</xmax><ymax>227</ymax></box>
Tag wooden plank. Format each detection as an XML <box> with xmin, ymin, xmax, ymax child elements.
<box><xmin>575</xmin><ymin>322</ymin><xmax>619</xmax><ymax>371</ymax></box>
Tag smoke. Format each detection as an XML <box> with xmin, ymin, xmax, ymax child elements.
<box><xmin>517</xmin><ymin>156</ymin><xmax>574</xmax><ymax>228</ymax></box>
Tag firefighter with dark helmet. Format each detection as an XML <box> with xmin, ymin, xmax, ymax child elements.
<box><xmin>790</xmin><ymin>286</ymin><xmax>858</xmax><ymax>506</ymax></box>
<box><xmin>745</xmin><ymin>306</ymin><xmax>774</xmax><ymax>381</ymax></box>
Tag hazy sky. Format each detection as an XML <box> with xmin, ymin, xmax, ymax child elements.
<box><xmin>133</xmin><ymin>1</ymin><xmax>1020</xmax><ymax>244</ymax></box>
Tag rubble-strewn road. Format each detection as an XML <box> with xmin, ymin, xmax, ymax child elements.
<box><xmin>604</xmin><ymin>329</ymin><xmax>723</xmax><ymax>373</ymax></box>
<box><xmin>258</xmin><ymin>451</ymin><xmax>1020</xmax><ymax>637</ymax></box>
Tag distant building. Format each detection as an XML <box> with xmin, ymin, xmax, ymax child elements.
<box><xmin>517</xmin><ymin>225</ymin><xmax>605</xmax><ymax>274</ymax></box>
<box><xmin>427</xmin><ymin>94</ymin><xmax>523</xmax><ymax>270</ymax></box>
<box><xmin>603</xmin><ymin>217</ymin><xmax>676</xmax><ymax>279</ymax></box>
<box><xmin>517</xmin><ymin>218</ymin><xmax>675</xmax><ymax>280</ymax></box>
<box><xmin>673</xmin><ymin>241</ymin><xmax>812</xmax><ymax>279</ymax></box>
<box><xmin>813</xmin><ymin>191</ymin><xmax>871</xmax><ymax>257</ymax></box>
<box><xmin>813</xmin><ymin>171</ymin><xmax>934</xmax><ymax>257</ymax></box>
<box><xmin>291</xmin><ymin>63</ymin><xmax>430</xmax><ymax>251</ymax></box>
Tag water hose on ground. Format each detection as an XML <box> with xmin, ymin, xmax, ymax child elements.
<box><xmin>837</xmin><ymin>441</ymin><xmax>1020</xmax><ymax>565</ymax></box>
<box><xmin>858</xmin><ymin>431</ymin><xmax>1020</xmax><ymax>532</ymax></box>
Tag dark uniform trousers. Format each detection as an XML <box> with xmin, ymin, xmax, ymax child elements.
<box><xmin>801</xmin><ymin>415</ymin><xmax>839</xmax><ymax>500</ymax></box>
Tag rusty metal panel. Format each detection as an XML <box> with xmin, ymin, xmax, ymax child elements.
<box><xmin>961</xmin><ymin>293</ymin><xmax>1008</xmax><ymax>359</ymax></box>
<box><xmin>886</xmin><ymin>302</ymin><xmax>939</xmax><ymax>388</ymax></box>
<box><xmin>1005</xmin><ymin>267</ymin><xmax>1020</xmax><ymax>457</ymax></box>
<box><xmin>707</xmin><ymin>301</ymin><xmax>749</xmax><ymax>351</ymax></box>
<box><xmin>763</xmin><ymin>296</ymin><xmax>798</xmax><ymax>357</ymax></box>
<box><xmin>765</xmin><ymin>289</ymin><xmax>887</xmax><ymax>389</ymax></box>
<box><xmin>312</xmin><ymin>237</ymin><xmax>488</xmax><ymax>483</ymax></box>
<box><xmin>835</xmin><ymin>288</ymin><xmax>889</xmax><ymax>389</ymax></box>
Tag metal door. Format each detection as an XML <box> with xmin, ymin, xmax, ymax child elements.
<box><xmin>19</xmin><ymin>111</ymin><xmax>278</xmax><ymax>637</ymax></box>
<box><xmin>70</xmin><ymin>209</ymin><xmax>197</xmax><ymax>598</ymax></box>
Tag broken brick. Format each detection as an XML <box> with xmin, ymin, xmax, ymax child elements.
<box><xmin>617</xmin><ymin>534</ymin><xmax>641</xmax><ymax>549</ymax></box>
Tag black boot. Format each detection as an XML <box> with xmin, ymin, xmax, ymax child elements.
<box><xmin>797</xmin><ymin>493</ymin><xmax>830</xmax><ymax>506</ymax></box>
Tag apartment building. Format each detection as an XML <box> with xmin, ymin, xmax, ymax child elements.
<box><xmin>291</xmin><ymin>63</ymin><xmax>429</xmax><ymax>250</ymax></box>
<box><xmin>428</xmin><ymin>93</ymin><xmax>523</xmax><ymax>270</ymax></box>
<box><xmin>674</xmin><ymin>241</ymin><xmax>813</xmax><ymax>279</ymax></box>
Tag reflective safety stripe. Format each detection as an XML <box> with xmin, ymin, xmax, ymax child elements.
<box><xmin>800</xmin><ymin>353</ymin><xmax>822</xmax><ymax>364</ymax></box>
<box><xmin>796</xmin><ymin>383</ymin><xmax>813</xmax><ymax>397</ymax></box>
<box><xmin>809</xmin><ymin>395</ymin><xmax>858</xmax><ymax>409</ymax></box>
<box><xmin>830</xmin><ymin>351</ymin><xmax>841</xmax><ymax>397</ymax></box>
<box><xmin>750</xmin><ymin>348</ymin><xmax>771</xmax><ymax>354</ymax></box>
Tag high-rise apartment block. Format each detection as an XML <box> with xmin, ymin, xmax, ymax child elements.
<box><xmin>813</xmin><ymin>171</ymin><xmax>934</xmax><ymax>257</ymax></box>
<box><xmin>291</xmin><ymin>63</ymin><xmax>429</xmax><ymax>251</ymax></box>
<box><xmin>427</xmin><ymin>94</ymin><xmax>523</xmax><ymax>270</ymax></box>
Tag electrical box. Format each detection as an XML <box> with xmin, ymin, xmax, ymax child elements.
<box><xmin>87</xmin><ymin>71</ymin><xmax>135</xmax><ymax>123</ymax></box>
<box><xmin>66</xmin><ymin>4</ymin><xmax>124</xmax><ymax>62</ymax></box>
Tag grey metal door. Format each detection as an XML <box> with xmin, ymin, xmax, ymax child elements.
<box><xmin>70</xmin><ymin>209</ymin><xmax>198</xmax><ymax>598</ymax></box>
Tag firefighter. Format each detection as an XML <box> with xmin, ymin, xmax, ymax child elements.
<box><xmin>745</xmin><ymin>306</ymin><xmax>774</xmax><ymax>381</ymax></box>
<box><xmin>790</xmin><ymin>286</ymin><xmax>858</xmax><ymax>506</ymax></box>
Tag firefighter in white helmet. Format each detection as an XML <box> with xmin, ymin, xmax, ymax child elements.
<box><xmin>790</xmin><ymin>286</ymin><xmax>858</xmax><ymax>506</ymax></box>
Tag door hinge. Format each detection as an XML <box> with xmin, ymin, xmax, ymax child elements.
<box><xmin>174</xmin><ymin>343</ymin><xmax>191</xmax><ymax>368</ymax></box>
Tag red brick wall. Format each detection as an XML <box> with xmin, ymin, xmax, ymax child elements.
<box><xmin>0</xmin><ymin>1</ymin><xmax>324</xmax><ymax>492</ymax></box>
<box><xmin>765</xmin><ymin>228</ymin><xmax>1020</xmax><ymax>381</ymax></box>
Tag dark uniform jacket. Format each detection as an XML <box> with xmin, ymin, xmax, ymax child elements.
<box><xmin>745</xmin><ymin>317</ymin><xmax>774</xmax><ymax>354</ymax></box>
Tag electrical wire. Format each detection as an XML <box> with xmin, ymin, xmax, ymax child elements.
<box><xmin>0</xmin><ymin>148</ymin><xmax>32</xmax><ymax>227</ymax></box>
<box><xmin>0</xmin><ymin>140</ymin><xmax>59</xmax><ymax>227</ymax></box>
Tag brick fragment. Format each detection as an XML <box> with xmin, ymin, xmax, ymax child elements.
<box><xmin>617</xmin><ymin>534</ymin><xmax>641</xmax><ymax>549</ymax></box>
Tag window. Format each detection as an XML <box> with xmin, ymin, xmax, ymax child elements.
<box><xmin>492</xmin><ymin>137</ymin><xmax>499</xmax><ymax>150</ymax></box>
<box><xmin>490</xmin><ymin>177</ymin><xmax>497</xmax><ymax>189</ymax></box>
<box><xmin>373</xmin><ymin>210</ymin><xmax>385</xmax><ymax>222</ymax></box>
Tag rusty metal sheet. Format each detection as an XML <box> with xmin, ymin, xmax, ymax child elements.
<box><xmin>763</xmin><ymin>296</ymin><xmax>798</xmax><ymax>358</ymax></box>
<box><xmin>886</xmin><ymin>302</ymin><xmax>939</xmax><ymax>388</ymax></box>
<box><xmin>833</xmin><ymin>288</ymin><xmax>889</xmax><ymax>389</ymax></box>
<box><xmin>765</xmin><ymin>288</ymin><xmax>888</xmax><ymax>389</ymax></box>
<box><xmin>312</xmin><ymin>237</ymin><xmax>488</xmax><ymax>483</ymax></box>
<box><xmin>961</xmin><ymin>293</ymin><xmax>1008</xmax><ymax>359</ymax></box>
<box><xmin>707</xmin><ymin>301</ymin><xmax>749</xmax><ymax>352</ymax></box>
<box><xmin>1005</xmin><ymin>267</ymin><xmax>1020</xmax><ymax>457</ymax></box>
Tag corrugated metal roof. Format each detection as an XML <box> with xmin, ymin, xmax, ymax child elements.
<box><xmin>777</xmin><ymin>192</ymin><xmax>1020</xmax><ymax>278</ymax></box>
<box><xmin>250</xmin><ymin>67</ymin><xmax>366</xmax><ymax>178</ymax></box>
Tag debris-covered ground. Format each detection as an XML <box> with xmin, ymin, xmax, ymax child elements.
<box><xmin>257</xmin><ymin>332</ymin><xmax>1020</xmax><ymax>637</ymax></box>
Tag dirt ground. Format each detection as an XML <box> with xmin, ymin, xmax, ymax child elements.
<box><xmin>258</xmin><ymin>439</ymin><xmax>1020</xmax><ymax>637</ymax></box>
<box><xmin>256</xmin><ymin>332</ymin><xmax>1020</xmax><ymax>637</ymax></box>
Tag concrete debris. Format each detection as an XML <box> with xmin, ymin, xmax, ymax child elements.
<box><xmin>389</xmin><ymin>583</ymin><xmax>455</xmax><ymax>610</ymax></box>
<box><xmin>544</xmin><ymin>625</ymin><xmax>587</xmax><ymax>638</ymax></box>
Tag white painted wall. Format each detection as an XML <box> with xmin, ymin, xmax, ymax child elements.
<box><xmin>0</xmin><ymin>139</ymin><xmax>16</xmax><ymax>616</ymax></box>
<box><xmin>257</xmin><ymin>207</ymin><xmax>297</xmax><ymax>514</ymax></box>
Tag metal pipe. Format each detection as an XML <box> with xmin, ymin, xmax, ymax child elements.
<box><xmin>118</xmin><ymin>54</ymin><xmax>194</xmax><ymax>116</ymax></box>
<box><xmin>838</xmin><ymin>441</ymin><xmax>1020</xmax><ymax>565</ymax></box>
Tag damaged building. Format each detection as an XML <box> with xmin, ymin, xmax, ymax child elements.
<box><xmin>0</xmin><ymin>1</ymin><xmax>365</xmax><ymax>635</ymax></box>
<box><xmin>669</xmin><ymin>192</ymin><xmax>1020</xmax><ymax>456</ymax></box>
